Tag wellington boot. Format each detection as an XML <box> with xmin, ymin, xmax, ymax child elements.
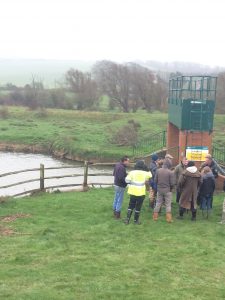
<box><xmin>134</xmin><ymin>220</ymin><xmax>141</xmax><ymax>225</ymax></box>
<box><xmin>124</xmin><ymin>209</ymin><xmax>133</xmax><ymax>225</ymax></box>
<box><xmin>153</xmin><ymin>212</ymin><xmax>158</xmax><ymax>221</ymax></box>
<box><xmin>166</xmin><ymin>212</ymin><xmax>173</xmax><ymax>223</ymax></box>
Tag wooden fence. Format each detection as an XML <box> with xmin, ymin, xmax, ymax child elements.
<box><xmin>0</xmin><ymin>161</ymin><xmax>114</xmax><ymax>198</ymax></box>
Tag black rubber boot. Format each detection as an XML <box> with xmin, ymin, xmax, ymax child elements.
<box><xmin>176</xmin><ymin>207</ymin><xmax>184</xmax><ymax>219</ymax></box>
<box><xmin>191</xmin><ymin>210</ymin><xmax>197</xmax><ymax>221</ymax></box>
<box><xmin>134</xmin><ymin>210</ymin><xmax>141</xmax><ymax>225</ymax></box>
<box><xmin>124</xmin><ymin>209</ymin><xmax>133</xmax><ymax>225</ymax></box>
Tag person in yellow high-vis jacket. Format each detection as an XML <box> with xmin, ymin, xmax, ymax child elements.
<box><xmin>124</xmin><ymin>160</ymin><xmax>152</xmax><ymax>225</ymax></box>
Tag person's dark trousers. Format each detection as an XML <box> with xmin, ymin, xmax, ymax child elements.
<box><xmin>132</xmin><ymin>195</ymin><xmax>145</xmax><ymax>223</ymax></box>
<box><xmin>125</xmin><ymin>195</ymin><xmax>145</xmax><ymax>224</ymax></box>
<box><xmin>176</xmin><ymin>190</ymin><xmax>181</xmax><ymax>203</ymax></box>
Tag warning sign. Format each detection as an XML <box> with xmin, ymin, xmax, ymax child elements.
<box><xmin>186</xmin><ymin>146</ymin><xmax>209</xmax><ymax>161</ymax></box>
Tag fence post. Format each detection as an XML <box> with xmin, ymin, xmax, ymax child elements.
<box><xmin>40</xmin><ymin>164</ymin><xmax>45</xmax><ymax>191</ymax></box>
<box><xmin>83</xmin><ymin>161</ymin><xmax>89</xmax><ymax>191</ymax></box>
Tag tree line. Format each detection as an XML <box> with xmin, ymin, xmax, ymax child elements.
<box><xmin>0</xmin><ymin>60</ymin><xmax>225</xmax><ymax>113</ymax></box>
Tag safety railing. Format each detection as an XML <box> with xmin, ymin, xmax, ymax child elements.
<box><xmin>212</xmin><ymin>143</ymin><xmax>225</xmax><ymax>166</ymax></box>
<box><xmin>0</xmin><ymin>162</ymin><xmax>114</xmax><ymax>198</ymax></box>
<box><xmin>133</xmin><ymin>130</ymin><xmax>167</xmax><ymax>158</ymax></box>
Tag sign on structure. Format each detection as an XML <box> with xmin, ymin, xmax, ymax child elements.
<box><xmin>186</xmin><ymin>146</ymin><xmax>209</xmax><ymax>161</ymax></box>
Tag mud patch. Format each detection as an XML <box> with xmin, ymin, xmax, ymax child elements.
<box><xmin>1</xmin><ymin>213</ymin><xmax>31</xmax><ymax>223</ymax></box>
<box><xmin>0</xmin><ymin>225</ymin><xmax>16</xmax><ymax>236</ymax></box>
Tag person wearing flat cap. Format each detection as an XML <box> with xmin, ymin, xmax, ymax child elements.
<box><xmin>165</xmin><ymin>153</ymin><xmax>173</xmax><ymax>162</ymax></box>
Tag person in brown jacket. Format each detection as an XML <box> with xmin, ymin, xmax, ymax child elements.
<box><xmin>177</xmin><ymin>160</ymin><xmax>201</xmax><ymax>221</ymax></box>
<box><xmin>153</xmin><ymin>159</ymin><xmax>175</xmax><ymax>223</ymax></box>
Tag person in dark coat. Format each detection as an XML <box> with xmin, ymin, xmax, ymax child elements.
<box><xmin>199</xmin><ymin>166</ymin><xmax>215</xmax><ymax>212</ymax></box>
<box><xmin>199</xmin><ymin>154</ymin><xmax>218</xmax><ymax>178</ymax></box>
<box><xmin>112</xmin><ymin>156</ymin><xmax>130</xmax><ymax>219</ymax></box>
<box><xmin>178</xmin><ymin>161</ymin><xmax>201</xmax><ymax>221</ymax></box>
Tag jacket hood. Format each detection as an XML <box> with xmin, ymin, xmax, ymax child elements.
<box><xmin>186</xmin><ymin>166</ymin><xmax>197</xmax><ymax>173</ymax></box>
<box><xmin>185</xmin><ymin>166</ymin><xmax>201</xmax><ymax>177</ymax></box>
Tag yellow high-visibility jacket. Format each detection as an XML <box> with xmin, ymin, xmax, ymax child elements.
<box><xmin>125</xmin><ymin>170</ymin><xmax>152</xmax><ymax>196</ymax></box>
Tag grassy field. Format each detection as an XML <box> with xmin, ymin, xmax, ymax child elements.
<box><xmin>0</xmin><ymin>106</ymin><xmax>168</xmax><ymax>160</ymax></box>
<box><xmin>0</xmin><ymin>188</ymin><xmax>225</xmax><ymax>299</ymax></box>
<box><xmin>0</xmin><ymin>106</ymin><xmax>224</xmax><ymax>161</ymax></box>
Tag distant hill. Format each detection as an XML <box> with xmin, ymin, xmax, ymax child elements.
<box><xmin>0</xmin><ymin>59</ymin><xmax>94</xmax><ymax>88</ymax></box>
<box><xmin>0</xmin><ymin>59</ymin><xmax>225</xmax><ymax>88</ymax></box>
<box><xmin>133</xmin><ymin>60</ymin><xmax>225</xmax><ymax>81</ymax></box>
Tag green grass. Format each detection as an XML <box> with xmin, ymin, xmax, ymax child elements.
<box><xmin>1</xmin><ymin>189</ymin><xmax>225</xmax><ymax>299</ymax></box>
<box><xmin>0</xmin><ymin>106</ymin><xmax>224</xmax><ymax>161</ymax></box>
<box><xmin>0</xmin><ymin>106</ymin><xmax>168</xmax><ymax>160</ymax></box>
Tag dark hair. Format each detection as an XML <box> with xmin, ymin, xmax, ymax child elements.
<box><xmin>187</xmin><ymin>160</ymin><xmax>195</xmax><ymax>167</ymax></box>
<box><xmin>121</xmin><ymin>156</ymin><xmax>129</xmax><ymax>163</ymax></box>
<box><xmin>134</xmin><ymin>160</ymin><xmax>147</xmax><ymax>171</ymax></box>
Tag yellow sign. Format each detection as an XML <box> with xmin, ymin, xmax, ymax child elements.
<box><xmin>186</xmin><ymin>146</ymin><xmax>208</xmax><ymax>162</ymax></box>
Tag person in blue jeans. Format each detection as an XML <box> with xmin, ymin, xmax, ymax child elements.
<box><xmin>113</xmin><ymin>156</ymin><xmax>130</xmax><ymax>219</ymax></box>
<box><xmin>199</xmin><ymin>166</ymin><xmax>215</xmax><ymax>216</ymax></box>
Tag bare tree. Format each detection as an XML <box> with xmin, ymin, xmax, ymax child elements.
<box><xmin>216</xmin><ymin>72</ymin><xmax>225</xmax><ymax>113</ymax></box>
<box><xmin>128</xmin><ymin>63</ymin><xmax>156</xmax><ymax>112</ymax></box>
<box><xmin>65</xmin><ymin>69</ymin><xmax>98</xmax><ymax>110</ymax></box>
<box><xmin>93</xmin><ymin>60</ymin><xmax>131</xmax><ymax>112</ymax></box>
<box><xmin>24</xmin><ymin>75</ymin><xmax>45</xmax><ymax>109</ymax></box>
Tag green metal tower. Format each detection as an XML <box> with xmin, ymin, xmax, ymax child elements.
<box><xmin>168</xmin><ymin>75</ymin><xmax>217</xmax><ymax>131</ymax></box>
<box><xmin>167</xmin><ymin>75</ymin><xmax>217</xmax><ymax>163</ymax></box>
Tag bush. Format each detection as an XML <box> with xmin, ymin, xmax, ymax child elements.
<box><xmin>111</xmin><ymin>123</ymin><xmax>139</xmax><ymax>146</ymax></box>
<box><xmin>0</xmin><ymin>106</ymin><xmax>10</xmax><ymax>119</ymax></box>
<box><xmin>33</xmin><ymin>107</ymin><xmax>48</xmax><ymax>118</ymax></box>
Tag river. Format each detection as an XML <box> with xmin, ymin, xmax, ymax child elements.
<box><xmin>0</xmin><ymin>152</ymin><xmax>114</xmax><ymax>197</ymax></box>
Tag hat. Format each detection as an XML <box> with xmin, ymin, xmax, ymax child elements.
<box><xmin>165</xmin><ymin>154</ymin><xmax>173</xmax><ymax>159</ymax></box>
<box><xmin>151</xmin><ymin>154</ymin><xmax>158</xmax><ymax>161</ymax></box>
<box><xmin>134</xmin><ymin>160</ymin><xmax>147</xmax><ymax>171</ymax></box>
<box><xmin>163</xmin><ymin>159</ymin><xmax>172</xmax><ymax>169</ymax></box>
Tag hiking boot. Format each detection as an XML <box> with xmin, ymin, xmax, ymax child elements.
<box><xmin>153</xmin><ymin>212</ymin><xmax>158</xmax><ymax>221</ymax></box>
<box><xmin>115</xmin><ymin>211</ymin><xmax>121</xmax><ymax>219</ymax></box>
<box><xmin>166</xmin><ymin>212</ymin><xmax>173</xmax><ymax>223</ymax></box>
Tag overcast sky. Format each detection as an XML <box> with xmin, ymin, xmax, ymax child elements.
<box><xmin>1</xmin><ymin>0</ymin><xmax>225</xmax><ymax>66</ymax></box>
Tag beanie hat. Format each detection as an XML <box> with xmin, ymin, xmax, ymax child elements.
<box><xmin>134</xmin><ymin>160</ymin><xmax>147</xmax><ymax>171</ymax></box>
<box><xmin>151</xmin><ymin>154</ymin><xmax>158</xmax><ymax>162</ymax></box>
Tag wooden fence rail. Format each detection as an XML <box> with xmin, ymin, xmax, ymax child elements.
<box><xmin>0</xmin><ymin>161</ymin><xmax>114</xmax><ymax>198</ymax></box>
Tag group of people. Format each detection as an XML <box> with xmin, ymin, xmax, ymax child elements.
<box><xmin>112</xmin><ymin>153</ymin><xmax>221</xmax><ymax>225</ymax></box>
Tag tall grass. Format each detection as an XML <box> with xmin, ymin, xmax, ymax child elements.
<box><xmin>0</xmin><ymin>189</ymin><xmax>225</xmax><ymax>299</ymax></box>
<box><xmin>0</xmin><ymin>106</ymin><xmax>224</xmax><ymax>161</ymax></box>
